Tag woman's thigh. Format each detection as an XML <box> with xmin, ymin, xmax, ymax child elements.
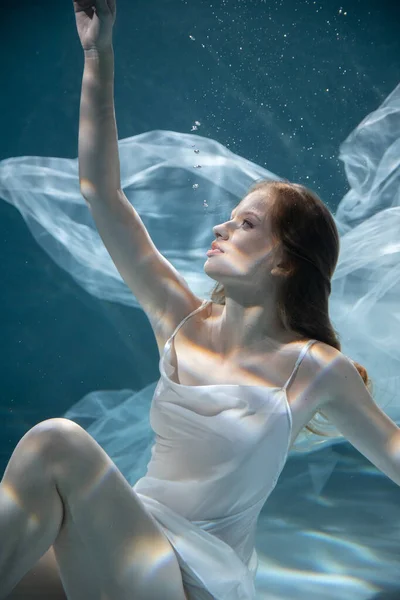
<box><xmin>28</xmin><ymin>418</ymin><xmax>188</xmax><ymax>600</ymax></box>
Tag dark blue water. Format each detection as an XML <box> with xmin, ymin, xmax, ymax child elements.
<box><xmin>1</xmin><ymin>1</ymin><xmax>399</xmax><ymax>597</ymax></box>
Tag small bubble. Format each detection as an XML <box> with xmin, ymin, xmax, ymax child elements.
<box><xmin>194</xmin><ymin>149</ymin><xmax>200</xmax><ymax>154</ymax></box>
<box><xmin>203</xmin><ymin>200</ymin><xmax>209</xmax><ymax>207</ymax></box>
<box><xmin>193</xmin><ymin>184</ymin><xmax>199</xmax><ymax>190</ymax></box>
<box><xmin>189</xmin><ymin>35</ymin><xmax>196</xmax><ymax>41</ymax></box>
<box><xmin>191</xmin><ymin>125</ymin><xmax>198</xmax><ymax>131</ymax></box>
<box><xmin>195</xmin><ymin>120</ymin><xmax>201</xmax><ymax>126</ymax></box>
<box><xmin>193</xmin><ymin>165</ymin><xmax>202</xmax><ymax>169</ymax></box>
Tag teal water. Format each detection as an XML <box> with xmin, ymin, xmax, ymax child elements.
<box><xmin>1</xmin><ymin>1</ymin><xmax>399</xmax><ymax>598</ymax></box>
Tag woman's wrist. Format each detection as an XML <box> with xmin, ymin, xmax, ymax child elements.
<box><xmin>84</xmin><ymin>45</ymin><xmax>114</xmax><ymax>60</ymax></box>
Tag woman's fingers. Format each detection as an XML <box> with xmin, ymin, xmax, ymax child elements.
<box><xmin>96</xmin><ymin>0</ymin><xmax>116</xmax><ymax>17</ymax></box>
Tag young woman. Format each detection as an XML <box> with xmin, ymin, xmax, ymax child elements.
<box><xmin>1</xmin><ymin>1</ymin><xmax>399</xmax><ymax>599</ymax></box>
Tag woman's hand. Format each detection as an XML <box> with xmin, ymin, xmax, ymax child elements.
<box><xmin>72</xmin><ymin>0</ymin><xmax>116</xmax><ymax>52</ymax></box>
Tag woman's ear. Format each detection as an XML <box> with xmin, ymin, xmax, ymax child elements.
<box><xmin>271</xmin><ymin>264</ymin><xmax>288</xmax><ymax>277</ymax></box>
<box><xmin>271</xmin><ymin>258</ymin><xmax>293</xmax><ymax>278</ymax></box>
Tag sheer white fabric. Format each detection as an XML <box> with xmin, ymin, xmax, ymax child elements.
<box><xmin>0</xmin><ymin>83</ymin><xmax>399</xmax><ymax>509</ymax></box>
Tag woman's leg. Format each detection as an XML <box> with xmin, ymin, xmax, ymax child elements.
<box><xmin>0</xmin><ymin>418</ymin><xmax>188</xmax><ymax>600</ymax></box>
<box><xmin>5</xmin><ymin>547</ymin><xmax>66</xmax><ymax>599</ymax></box>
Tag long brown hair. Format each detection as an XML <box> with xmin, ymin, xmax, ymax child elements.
<box><xmin>209</xmin><ymin>180</ymin><xmax>372</xmax><ymax>437</ymax></box>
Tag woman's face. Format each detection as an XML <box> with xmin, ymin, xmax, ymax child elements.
<box><xmin>204</xmin><ymin>189</ymin><xmax>282</xmax><ymax>292</ymax></box>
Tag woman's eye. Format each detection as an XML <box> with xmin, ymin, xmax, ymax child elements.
<box><xmin>243</xmin><ymin>219</ymin><xmax>253</xmax><ymax>228</ymax></box>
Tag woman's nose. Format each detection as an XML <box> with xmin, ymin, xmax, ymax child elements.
<box><xmin>212</xmin><ymin>224</ymin><xmax>222</xmax><ymax>236</ymax></box>
<box><xmin>213</xmin><ymin>221</ymin><xmax>229</xmax><ymax>237</ymax></box>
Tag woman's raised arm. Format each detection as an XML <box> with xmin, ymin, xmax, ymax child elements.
<box><xmin>72</xmin><ymin>0</ymin><xmax>201</xmax><ymax>341</ymax></box>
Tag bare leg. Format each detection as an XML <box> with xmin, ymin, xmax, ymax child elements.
<box><xmin>0</xmin><ymin>421</ymin><xmax>64</xmax><ymax>596</ymax></box>
<box><xmin>0</xmin><ymin>418</ymin><xmax>188</xmax><ymax>600</ymax></box>
<box><xmin>5</xmin><ymin>547</ymin><xmax>66</xmax><ymax>600</ymax></box>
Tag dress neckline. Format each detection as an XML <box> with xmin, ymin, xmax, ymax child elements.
<box><xmin>158</xmin><ymin>299</ymin><xmax>317</xmax><ymax>439</ymax></box>
<box><xmin>161</xmin><ymin>334</ymin><xmax>287</xmax><ymax>394</ymax></box>
<box><xmin>160</xmin><ymin>330</ymin><xmax>292</xmax><ymax>425</ymax></box>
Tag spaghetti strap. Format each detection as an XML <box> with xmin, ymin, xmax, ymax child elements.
<box><xmin>169</xmin><ymin>299</ymin><xmax>211</xmax><ymax>343</ymax></box>
<box><xmin>282</xmin><ymin>339</ymin><xmax>318</xmax><ymax>391</ymax></box>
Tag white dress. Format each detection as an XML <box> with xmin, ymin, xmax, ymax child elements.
<box><xmin>133</xmin><ymin>299</ymin><xmax>317</xmax><ymax>599</ymax></box>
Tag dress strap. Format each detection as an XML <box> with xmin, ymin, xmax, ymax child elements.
<box><xmin>282</xmin><ymin>339</ymin><xmax>318</xmax><ymax>391</ymax></box>
<box><xmin>169</xmin><ymin>299</ymin><xmax>211</xmax><ymax>343</ymax></box>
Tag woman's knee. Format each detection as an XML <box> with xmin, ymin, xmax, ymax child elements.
<box><xmin>24</xmin><ymin>418</ymin><xmax>87</xmax><ymax>465</ymax></box>
<box><xmin>30</xmin><ymin>418</ymin><xmax>84</xmax><ymax>442</ymax></box>
<box><xmin>2</xmin><ymin>419</ymin><xmax>80</xmax><ymax>487</ymax></box>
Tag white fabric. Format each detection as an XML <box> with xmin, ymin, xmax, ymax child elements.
<box><xmin>132</xmin><ymin>300</ymin><xmax>315</xmax><ymax>599</ymax></box>
<box><xmin>1</xmin><ymin>81</ymin><xmax>400</xmax><ymax>598</ymax></box>
<box><xmin>0</xmin><ymin>85</ymin><xmax>399</xmax><ymax>452</ymax></box>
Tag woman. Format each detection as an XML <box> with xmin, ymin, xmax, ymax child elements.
<box><xmin>1</xmin><ymin>1</ymin><xmax>399</xmax><ymax>599</ymax></box>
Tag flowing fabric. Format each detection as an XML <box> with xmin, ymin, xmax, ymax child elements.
<box><xmin>0</xmin><ymin>83</ymin><xmax>400</xmax><ymax>595</ymax></box>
